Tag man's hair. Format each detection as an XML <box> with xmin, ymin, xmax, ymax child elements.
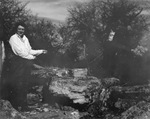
<box><xmin>14</xmin><ymin>22</ymin><xmax>26</xmax><ymax>31</ymax></box>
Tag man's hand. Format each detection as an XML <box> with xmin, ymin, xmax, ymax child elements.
<box><xmin>42</xmin><ymin>50</ymin><xmax>47</xmax><ymax>54</ymax></box>
<box><xmin>29</xmin><ymin>55</ymin><xmax>36</xmax><ymax>60</ymax></box>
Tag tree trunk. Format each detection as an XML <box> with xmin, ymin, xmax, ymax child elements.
<box><xmin>0</xmin><ymin>41</ymin><xmax>2</xmax><ymax>78</ymax></box>
<box><xmin>0</xmin><ymin>41</ymin><xmax>5</xmax><ymax>98</ymax></box>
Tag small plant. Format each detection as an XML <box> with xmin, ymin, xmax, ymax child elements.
<box><xmin>86</xmin><ymin>77</ymin><xmax>120</xmax><ymax>118</ymax></box>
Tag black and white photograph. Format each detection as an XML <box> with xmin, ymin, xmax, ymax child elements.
<box><xmin>0</xmin><ymin>0</ymin><xmax>150</xmax><ymax>118</ymax></box>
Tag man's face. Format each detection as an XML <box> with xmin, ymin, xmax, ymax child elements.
<box><xmin>108</xmin><ymin>30</ymin><xmax>115</xmax><ymax>41</ymax></box>
<box><xmin>17</xmin><ymin>25</ymin><xmax>25</xmax><ymax>37</ymax></box>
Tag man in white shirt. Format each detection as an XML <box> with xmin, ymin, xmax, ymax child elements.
<box><xmin>3</xmin><ymin>22</ymin><xmax>47</xmax><ymax>111</ymax></box>
<box><xmin>9</xmin><ymin>24</ymin><xmax>47</xmax><ymax>59</ymax></box>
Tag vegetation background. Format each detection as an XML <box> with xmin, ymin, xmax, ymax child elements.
<box><xmin>1</xmin><ymin>0</ymin><xmax>150</xmax><ymax>118</ymax></box>
<box><xmin>0</xmin><ymin>0</ymin><xmax>150</xmax><ymax>92</ymax></box>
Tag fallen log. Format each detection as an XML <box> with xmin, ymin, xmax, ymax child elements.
<box><xmin>110</xmin><ymin>85</ymin><xmax>150</xmax><ymax>104</ymax></box>
<box><xmin>111</xmin><ymin>85</ymin><xmax>150</xmax><ymax>94</ymax></box>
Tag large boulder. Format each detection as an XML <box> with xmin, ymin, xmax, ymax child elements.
<box><xmin>32</xmin><ymin>66</ymin><xmax>119</xmax><ymax>104</ymax></box>
<box><xmin>50</xmin><ymin>76</ymin><xmax>102</xmax><ymax>104</ymax></box>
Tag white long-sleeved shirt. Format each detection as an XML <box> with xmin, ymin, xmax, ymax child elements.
<box><xmin>9</xmin><ymin>34</ymin><xmax>43</xmax><ymax>60</ymax></box>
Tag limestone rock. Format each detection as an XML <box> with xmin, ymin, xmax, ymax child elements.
<box><xmin>50</xmin><ymin>76</ymin><xmax>102</xmax><ymax>104</ymax></box>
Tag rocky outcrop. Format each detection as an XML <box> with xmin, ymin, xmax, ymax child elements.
<box><xmin>50</xmin><ymin>76</ymin><xmax>101</xmax><ymax>104</ymax></box>
<box><xmin>114</xmin><ymin>101</ymin><xmax>150</xmax><ymax>119</ymax></box>
<box><xmin>32</xmin><ymin>66</ymin><xmax>119</xmax><ymax>104</ymax></box>
<box><xmin>0</xmin><ymin>99</ymin><xmax>81</xmax><ymax>119</ymax></box>
<box><xmin>32</xmin><ymin>66</ymin><xmax>150</xmax><ymax>118</ymax></box>
<box><xmin>0</xmin><ymin>99</ymin><xmax>28</xmax><ymax>119</ymax></box>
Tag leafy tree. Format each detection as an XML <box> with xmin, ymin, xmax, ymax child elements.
<box><xmin>0</xmin><ymin>0</ymin><xmax>30</xmax><ymax>57</ymax></box>
<box><xmin>100</xmin><ymin>0</ymin><xmax>148</xmax><ymax>84</ymax></box>
<box><xmin>65</xmin><ymin>0</ymin><xmax>149</xmax><ymax>83</ymax></box>
<box><xmin>0</xmin><ymin>0</ymin><xmax>60</xmax><ymax>66</ymax></box>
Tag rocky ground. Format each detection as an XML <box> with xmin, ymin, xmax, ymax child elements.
<box><xmin>0</xmin><ymin>99</ymin><xmax>82</xmax><ymax>119</ymax></box>
<box><xmin>1</xmin><ymin>66</ymin><xmax>150</xmax><ymax>119</ymax></box>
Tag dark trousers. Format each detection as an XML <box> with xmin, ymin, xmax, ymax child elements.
<box><xmin>1</xmin><ymin>55</ymin><xmax>33</xmax><ymax>110</ymax></box>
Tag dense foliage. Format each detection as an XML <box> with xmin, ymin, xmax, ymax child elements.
<box><xmin>0</xmin><ymin>0</ymin><xmax>150</xmax><ymax>84</ymax></box>
<box><xmin>62</xmin><ymin>0</ymin><xmax>149</xmax><ymax>85</ymax></box>
<box><xmin>0</xmin><ymin>0</ymin><xmax>62</xmax><ymax>66</ymax></box>
<box><xmin>0</xmin><ymin>0</ymin><xmax>30</xmax><ymax>57</ymax></box>
<box><xmin>1</xmin><ymin>0</ymin><xmax>150</xmax><ymax>118</ymax></box>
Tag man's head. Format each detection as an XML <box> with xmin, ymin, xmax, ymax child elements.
<box><xmin>108</xmin><ymin>30</ymin><xmax>115</xmax><ymax>42</ymax></box>
<box><xmin>15</xmin><ymin>22</ymin><xmax>26</xmax><ymax>38</ymax></box>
